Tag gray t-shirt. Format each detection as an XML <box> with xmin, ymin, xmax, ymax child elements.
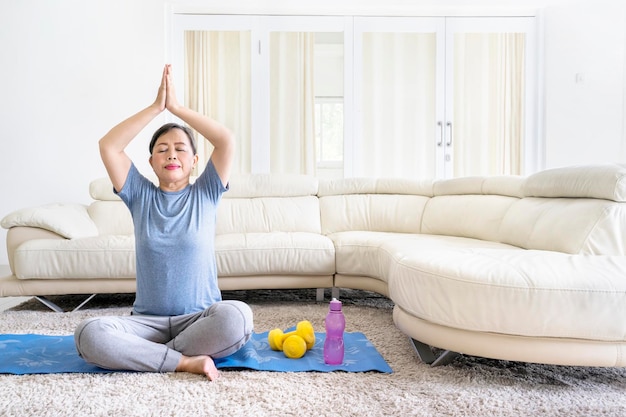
<box><xmin>116</xmin><ymin>161</ymin><xmax>227</xmax><ymax>316</ymax></box>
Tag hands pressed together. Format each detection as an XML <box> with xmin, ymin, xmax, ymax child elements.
<box><xmin>147</xmin><ymin>63</ymin><xmax>234</xmax><ymax>187</ymax></box>
<box><xmin>154</xmin><ymin>64</ymin><xmax>182</xmax><ymax>115</ymax></box>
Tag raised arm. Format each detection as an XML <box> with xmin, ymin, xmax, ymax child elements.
<box><xmin>99</xmin><ymin>66</ymin><xmax>168</xmax><ymax>192</ymax></box>
<box><xmin>163</xmin><ymin>65</ymin><xmax>235</xmax><ymax>187</ymax></box>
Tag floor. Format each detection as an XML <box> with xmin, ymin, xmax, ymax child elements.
<box><xmin>0</xmin><ymin>264</ymin><xmax>31</xmax><ymax>312</ymax></box>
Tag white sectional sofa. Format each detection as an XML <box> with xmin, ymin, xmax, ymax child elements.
<box><xmin>2</xmin><ymin>164</ymin><xmax>626</xmax><ymax>367</ymax></box>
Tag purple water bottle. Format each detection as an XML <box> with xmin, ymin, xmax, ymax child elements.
<box><xmin>324</xmin><ymin>298</ymin><xmax>346</xmax><ymax>365</ymax></box>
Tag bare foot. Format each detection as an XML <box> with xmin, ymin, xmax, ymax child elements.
<box><xmin>176</xmin><ymin>355</ymin><xmax>220</xmax><ymax>381</ymax></box>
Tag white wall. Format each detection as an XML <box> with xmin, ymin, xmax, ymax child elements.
<box><xmin>0</xmin><ymin>0</ymin><xmax>625</xmax><ymax>266</ymax></box>
<box><xmin>543</xmin><ymin>0</ymin><xmax>626</xmax><ymax>168</ymax></box>
<box><xmin>0</xmin><ymin>0</ymin><xmax>168</xmax><ymax>266</ymax></box>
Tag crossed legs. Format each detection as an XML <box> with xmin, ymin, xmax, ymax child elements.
<box><xmin>74</xmin><ymin>300</ymin><xmax>253</xmax><ymax>380</ymax></box>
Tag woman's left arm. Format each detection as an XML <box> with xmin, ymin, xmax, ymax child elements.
<box><xmin>164</xmin><ymin>65</ymin><xmax>234</xmax><ymax>187</ymax></box>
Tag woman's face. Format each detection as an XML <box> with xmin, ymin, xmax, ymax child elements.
<box><xmin>149</xmin><ymin>128</ymin><xmax>198</xmax><ymax>191</ymax></box>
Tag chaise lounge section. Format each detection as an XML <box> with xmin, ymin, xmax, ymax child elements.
<box><xmin>2</xmin><ymin>163</ymin><xmax>626</xmax><ymax>367</ymax></box>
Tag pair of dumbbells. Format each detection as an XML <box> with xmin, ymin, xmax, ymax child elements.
<box><xmin>267</xmin><ymin>320</ymin><xmax>316</xmax><ymax>359</ymax></box>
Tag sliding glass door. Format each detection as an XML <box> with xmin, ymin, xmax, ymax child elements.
<box><xmin>353</xmin><ymin>18</ymin><xmax>444</xmax><ymax>179</ymax></box>
<box><xmin>266</xmin><ymin>18</ymin><xmax>346</xmax><ymax>176</ymax></box>
<box><xmin>173</xmin><ymin>15</ymin><xmax>348</xmax><ymax>176</ymax></box>
<box><xmin>447</xmin><ymin>18</ymin><xmax>536</xmax><ymax>178</ymax></box>
<box><xmin>173</xmin><ymin>14</ymin><xmax>537</xmax><ymax>179</ymax></box>
<box><xmin>353</xmin><ymin>16</ymin><xmax>536</xmax><ymax>179</ymax></box>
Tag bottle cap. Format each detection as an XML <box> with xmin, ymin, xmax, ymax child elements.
<box><xmin>329</xmin><ymin>298</ymin><xmax>342</xmax><ymax>311</ymax></box>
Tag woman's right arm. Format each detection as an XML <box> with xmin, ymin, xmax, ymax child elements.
<box><xmin>99</xmin><ymin>66</ymin><xmax>167</xmax><ymax>192</ymax></box>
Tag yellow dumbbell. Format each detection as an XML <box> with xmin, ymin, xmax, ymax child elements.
<box><xmin>282</xmin><ymin>335</ymin><xmax>308</xmax><ymax>359</ymax></box>
<box><xmin>268</xmin><ymin>320</ymin><xmax>316</xmax><ymax>358</ymax></box>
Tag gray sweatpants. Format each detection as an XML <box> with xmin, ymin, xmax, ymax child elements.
<box><xmin>74</xmin><ymin>300</ymin><xmax>254</xmax><ymax>372</ymax></box>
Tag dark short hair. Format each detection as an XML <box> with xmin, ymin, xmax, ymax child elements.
<box><xmin>149</xmin><ymin>123</ymin><xmax>197</xmax><ymax>155</ymax></box>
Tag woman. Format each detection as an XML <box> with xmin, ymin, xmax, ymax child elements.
<box><xmin>74</xmin><ymin>65</ymin><xmax>253</xmax><ymax>381</ymax></box>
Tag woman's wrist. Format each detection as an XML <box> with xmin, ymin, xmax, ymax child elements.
<box><xmin>147</xmin><ymin>102</ymin><xmax>165</xmax><ymax>116</ymax></box>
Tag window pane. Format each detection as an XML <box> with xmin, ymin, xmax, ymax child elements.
<box><xmin>318</xmin><ymin>100</ymin><xmax>343</xmax><ymax>162</ymax></box>
<box><xmin>314</xmin><ymin>33</ymin><xmax>344</xmax><ymax>172</ymax></box>
<box><xmin>269</xmin><ymin>31</ymin><xmax>344</xmax><ymax>176</ymax></box>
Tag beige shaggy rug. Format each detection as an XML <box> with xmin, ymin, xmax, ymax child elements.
<box><xmin>1</xmin><ymin>290</ymin><xmax>624</xmax><ymax>417</ymax></box>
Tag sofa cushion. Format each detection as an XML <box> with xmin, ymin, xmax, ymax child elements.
<box><xmin>216</xmin><ymin>232</ymin><xmax>335</xmax><ymax>276</ymax></box>
<box><xmin>319</xmin><ymin>177</ymin><xmax>434</xmax><ymax>197</ymax></box>
<box><xmin>330</xmin><ymin>231</ymin><xmax>411</xmax><ymax>280</ymax></box>
<box><xmin>89</xmin><ymin>176</ymin><xmax>160</xmax><ymax>201</ymax></box>
<box><xmin>421</xmin><ymin>194</ymin><xmax>518</xmax><ymax>242</ymax></box>
<box><xmin>1</xmin><ymin>204</ymin><xmax>99</xmax><ymax>239</ymax></box>
<box><xmin>217</xmin><ymin>196</ymin><xmax>321</xmax><ymax>235</ymax></box>
<box><xmin>389</xmin><ymin>248</ymin><xmax>626</xmax><ymax>342</ymax></box>
<box><xmin>226</xmin><ymin>173</ymin><xmax>318</xmax><ymax>198</ymax></box>
<box><xmin>216</xmin><ymin>174</ymin><xmax>321</xmax><ymax>235</ymax></box>
<box><xmin>13</xmin><ymin>235</ymin><xmax>135</xmax><ymax>279</ymax></box>
<box><xmin>433</xmin><ymin>175</ymin><xmax>525</xmax><ymax>198</ymax></box>
<box><xmin>499</xmin><ymin>198</ymin><xmax>626</xmax><ymax>255</ymax></box>
<box><xmin>13</xmin><ymin>231</ymin><xmax>335</xmax><ymax>281</ymax></box>
<box><xmin>319</xmin><ymin>194</ymin><xmax>428</xmax><ymax>234</ymax></box>
<box><xmin>318</xmin><ymin>177</ymin><xmax>431</xmax><ymax>235</ymax></box>
<box><xmin>88</xmin><ymin>201</ymin><xmax>134</xmax><ymax>236</ymax></box>
<box><xmin>523</xmin><ymin>163</ymin><xmax>626</xmax><ymax>202</ymax></box>
<box><xmin>90</xmin><ymin>177</ymin><xmax>122</xmax><ymax>201</ymax></box>
<box><xmin>332</xmin><ymin>232</ymin><xmax>519</xmax><ymax>281</ymax></box>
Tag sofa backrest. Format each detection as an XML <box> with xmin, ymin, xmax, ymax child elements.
<box><xmin>421</xmin><ymin>176</ymin><xmax>524</xmax><ymax>243</ymax></box>
<box><xmin>87</xmin><ymin>163</ymin><xmax>626</xmax><ymax>255</ymax></box>
<box><xmin>88</xmin><ymin>174</ymin><xmax>322</xmax><ymax>236</ymax></box>
<box><xmin>501</xmin><ymin>163</ymin><xmax>626</xmax><ymax>255</ymax></box>
<box><xmin>217</xmin><ymin>174</ymin><xmax>321</xmax><ymax>234</ymax></box>
<box><xmin>88</xmin><ymin>178</ymin><xmax>134</xmax><ymax>235</ymax></box>
<box><xmin>422</xmin><ymin>164</ymin><xmax>626</xmax><ymax>255</ymax></box>
<box><xmin>318</xmin><ymin>178</ymin><xmax>433</xmax><ymax>234</ymax></box>
<box><xmin>318</xmin><ymin>164</ymin><xmax>626</xmax><ymax>256</ymax></box>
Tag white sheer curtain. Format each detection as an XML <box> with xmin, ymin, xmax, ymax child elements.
<box><xmin>453</xmin><ymin>33</ymin><xmax>525</xmax><ymax>176</ymax></box>
<box><xmin>360</xmin><ymin>33</ymin><xmax>437</xmax><ymax>178</ymax></box>
<box><xmin>269</xmin><ymin>32</ymin><xmax>317</xmax><ymax>175</ymax></box>
<box><xmin>184</xmin><ymin>31</ymin><xmax>252</xmax><ymax>175</ymax></box>
<box><xmin>359</xmin><ymin>31</ymin><xmax>525</xmax><ymax>179</ymax></box>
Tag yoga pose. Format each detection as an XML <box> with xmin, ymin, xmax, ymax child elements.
<box><xmin>74</xmin><ymin>64</ymin><xmax>253</xmax><ymax>381</ymax></box>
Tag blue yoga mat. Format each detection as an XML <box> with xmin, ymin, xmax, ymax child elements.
<box><xmin>0</xmin><ymin>332</ymin><xmax>392</xmax><ymax>375</ymax></box>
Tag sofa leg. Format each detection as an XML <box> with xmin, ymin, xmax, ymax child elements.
<box><xmin>35</xmin><ymin>294</ymin><xmax>98</xmax><ymax>313</ymax></box>
<box><xmin>409</xmin><ymin>337</ymin><xmax>460</xmax><ymax>366</ymax></box>
<box><xmin>34</xmin><ymin>296</ymin><xmax>64</xmax><ymax>312</ymax></box>
<box><xmin>316</xmin><ymin>288</ymin><xmax>341</xmax><ymax>302</ymax></box>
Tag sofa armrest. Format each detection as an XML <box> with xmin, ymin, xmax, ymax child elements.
<box><xmin>5</xmin><ymin>226</ymin><xmax>65</xmax><ymax>275</ymax></box>
<box><xmin>1</xmin><ymin>203</ymin><xmax>99</xmax><ymax>239</ymax></box>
